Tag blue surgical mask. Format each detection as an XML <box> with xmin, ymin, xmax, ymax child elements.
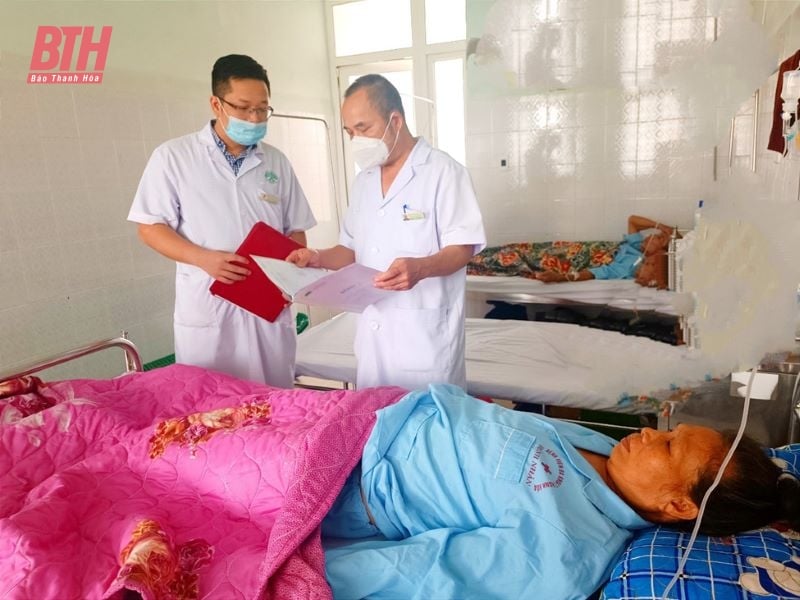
<box><xmin>222</xmin><ymin>108</ymin><xmax>267</xmax><ymax>146</ymax></box>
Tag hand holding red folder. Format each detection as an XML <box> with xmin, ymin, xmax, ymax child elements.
<box><xmin>209</xmin><ymin>222</ymin><xmax>304</xmax><ymax>322</ymax></box>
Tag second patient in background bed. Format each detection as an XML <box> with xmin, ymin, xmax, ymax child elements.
<box><xmin>468</xmin><ymin>214</ymin><xmax>676</xmax><ymax>288</ymax></box>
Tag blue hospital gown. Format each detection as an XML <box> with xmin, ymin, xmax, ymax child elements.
<box><xmin>588</xmin><ymin>232</ymin><xmax>645</xmax><ymax>280</ymax></box>
<box><xmin>324</xmin><ymin>384</ymin><xmax>650</xmax><ymax>599</ymax></box>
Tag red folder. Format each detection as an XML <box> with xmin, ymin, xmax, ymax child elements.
<box><xmin>209</xmin><ymin>222</ymin><xmax>304</xmax><ymax>322</ymax></box>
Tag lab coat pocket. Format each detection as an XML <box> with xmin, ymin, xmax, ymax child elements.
<box><xmin>396</xmin><ymin>218</ymin><xmax>436</xmax><ymax>257</ymax></box>
<box><xmin>174</xmin><ymin>269</ymin><xmax>219</xmax><ymax>327</ymax></box>
<box><xmin>460</xmin><ymin>420</ymin><xmax>536</xmax><ymax>483</ymax></box>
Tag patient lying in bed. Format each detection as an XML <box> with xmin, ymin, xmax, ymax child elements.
<box><xmin>323</xmin><ymin>384</ymin><xmax>796</xmax><ymax>600</ymax></box>
<box><xmin>468</xmin><ymin>214</ymin><xmax>676</xmax><ymax>289</ymax></box>
<box><xmin>2</xmin><ymin>367</ymin><xmax>792</xmax><ymax>599</ymax></box>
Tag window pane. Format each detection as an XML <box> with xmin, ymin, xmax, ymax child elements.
<box><xmin>333</xmin><ymin>0</ymin><xmax>412</xmax><ymax>57</ymax></box>
<box><xmin>425</xmin><ymin>0</ymin><xmax>466</xmax><ymax>44</ymax></box>
<box><xmin>434</xmin><ymin>58</ymin><xmax>465</xmax><ymax>164</ymax></box>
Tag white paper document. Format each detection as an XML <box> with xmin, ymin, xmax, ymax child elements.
<box><xmin>252</xmin><ymin>256</ymin><xmax>393</xmax><ymax>313</ymax></box>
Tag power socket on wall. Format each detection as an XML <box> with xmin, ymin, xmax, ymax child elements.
<box><xmin>499</xmin><ymin>158</ymin><xmax>509</xmax><ymax>170</ymax></box>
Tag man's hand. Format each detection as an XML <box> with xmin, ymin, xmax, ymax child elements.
<box><xmin>374</xmin><ymin>257</ymin><xmax>426</xmax><ymax>290</ymax></box>
<box><xmin>197</xmin><ymin>249</ymin><xmax>251</xmax><ymax>284</ymax></box>
<box><xmin>285</xmin><ymin>247</ymin><xmax>321</xmax><ymax>268</ymax></box>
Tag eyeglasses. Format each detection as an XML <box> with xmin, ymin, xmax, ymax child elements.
<box><xmin>217</xmin><ymin>97</ymin><xmax>274</xmax><ymax>121</ymax></box>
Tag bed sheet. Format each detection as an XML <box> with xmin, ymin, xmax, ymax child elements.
<box><xmin>467</xmin><ymin>275</ymin><xmax>683</xmax><ymax>315</ymax></box>
<box><xmin>296</xmin><ymin>313</ymin><xmax>709</xmax><ymax>414</ymax></box>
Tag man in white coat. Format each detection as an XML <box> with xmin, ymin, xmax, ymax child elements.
<box><xmin>287</xmin><ymin>74</ymin><xmax>485</xmax><ymax>391</ymax></box>
<box><xmin>128</xmin><ymin>55</ymin><xmax>316</xmax><ymax>387</ymax></box>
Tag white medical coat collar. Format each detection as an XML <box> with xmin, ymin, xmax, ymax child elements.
<box><xmin>362</xmin><ymin>137</ymin><xmax>432</xmax><ymax>207</ymax></box>
<box><xmin>199</xmin><ymin>121</ymin><xmax>265</xmax><ymax>179</ymax></box>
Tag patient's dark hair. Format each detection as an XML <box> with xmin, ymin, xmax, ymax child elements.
<box><xmin>212</xmin><ymin>54</ymin><xmax>270</xmax><ymax>97</ymax></box>
<box><xmin>676</xmin><ymin>431</ymin><xmax>800</xmax><ymax>536</ymax></box>
<box><xmin>345</xmin><ymin>74</ymin><xmax>405</xmax><ymax>120</ymax></box>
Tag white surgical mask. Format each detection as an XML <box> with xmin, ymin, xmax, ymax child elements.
<box><xmin>222</xmin><ymin>108</ymin><xmax>267</xmax><ymax>146</ymax></box>
<box><xmin>350</xmin><ymin>113</ymin><xmax>400</xmax><ymax>170</ymax></box>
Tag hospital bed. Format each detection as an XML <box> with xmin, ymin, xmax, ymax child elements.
<box><xmin>466</xmin><ymin>275</ymin><xmax>681</xmax><ymax>316</ymax></box>
<box><xmin>464</xmin><ymin>231</ymin><xmax>690</xmax><ymax>345</ymax></box>
<box><xmin>296</xmin><ymin>311</ymin><xmax>699</xmax><ymax>416</ymax></box>
<box><xmin>2</xmin><ymin>334</ymin><xmax>798</xmax><ymax>600</ymax></box>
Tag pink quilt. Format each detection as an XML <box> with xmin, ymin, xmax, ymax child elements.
<box><xmin>0</xmin><ymin>365</ymin><xmax>406</xmax><ymax>599</ymax></box>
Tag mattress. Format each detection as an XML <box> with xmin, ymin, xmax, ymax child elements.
<box><xmin>296</xmin><ymin>313</ymin><xmax>708</xmax><ymax>413</ymax></box>
<box><xmin>466</xmin><ymin>275</ymin><xmax>683</xmax><ymax>315</ymax></box>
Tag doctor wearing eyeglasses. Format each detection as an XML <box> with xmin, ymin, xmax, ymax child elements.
<box><xmin>287</xmin><ymin>74</ymin><xmax>485</xmax><ymax>391</ymax></box>
<box><xmin>128</xmin><ymin>54</ymin><xmax>316</xmax><ymax>387</ymax></box>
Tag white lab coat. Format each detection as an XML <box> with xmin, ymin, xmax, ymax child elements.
<box><xmin>340</xmin><ymin>138</ymin><xmax>485</xmax><ymax>390</ymax></box>
<box><xmin>128</xmin><ymin>123</ymin><xmax>317</xmax><ymax>387</ymax></box>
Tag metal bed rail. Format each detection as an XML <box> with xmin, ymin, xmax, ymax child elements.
<box><xmin>0</xmin><ymin>332</ymin><xmax>143</xmax><ymax>384</ymax></box>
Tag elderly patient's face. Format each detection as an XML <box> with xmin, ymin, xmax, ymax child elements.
<box><xmin>607</xmin><ymin>424</ymin><xmax>725</xmax><ymax>522</ymax></box>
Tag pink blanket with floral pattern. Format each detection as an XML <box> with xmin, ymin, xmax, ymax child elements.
<box><xmin>0</xmin><ymin>365</ymin><xmax>406</xmax><ymax>599</ymax></box>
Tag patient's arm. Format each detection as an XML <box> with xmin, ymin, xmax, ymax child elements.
<box><xmin>628</xmin><ymin>215</ymin><xmax>673</xmax><ymax>236</ymax></box>
<box><xmin>324</xmin><ymin>517</ymin><xmax>609</xmax><ymax>600</ymax></box>
<box><xmin>535</xmin><ymin>269</ymin><xmax>595</xmax><ymax>283</ymax></box>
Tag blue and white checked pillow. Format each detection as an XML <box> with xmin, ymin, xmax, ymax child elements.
<box><xmin>602</xmin><ymin>444</ymin><xmax>800</xmax><ymax>600</ymax></box>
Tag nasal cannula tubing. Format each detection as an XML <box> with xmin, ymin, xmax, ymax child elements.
<box><xmin>660</xmin><ymin>366</ymin><xmax>759</xmax><ymax>599</ymax></box>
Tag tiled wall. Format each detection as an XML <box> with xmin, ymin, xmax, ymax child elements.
<box><xmin>0</xmin><ymin>1</ymin><xmax>338</xmax><ymax>379</ymax></box>
<box><xmin>465</xmin><ymin>0</ymin><xmax>800</xmax><ymax>244</ymax></box>
<box><xmin>0</xmin><ymin>54</ymin><xmax>219</xmax><ymax>378</ymax></box>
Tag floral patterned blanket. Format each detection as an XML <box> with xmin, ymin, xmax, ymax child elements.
<box><xmin>467</xmin><ymin>241</ymin><xmax>621</xmax><ymax>278</ymax></box>
<box><xmin>0</xmin><ymin>365</ymin><xmax>406</xmax><ymax>599</ymax></box>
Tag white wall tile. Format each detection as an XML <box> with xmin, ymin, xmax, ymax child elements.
<box><xmin>81</xmin><ymin>138</ymin><xmax>120</xmax><ymax>188</ymax></box>
<box><xmin>20</xmin><ymin>243</ymin><xmax>68</xmax><ymax>302</ymax></box>
<box><xmin>35</xmin><ymin>87</ymin><xmax>79</xmax><ymax>139</ymax></box>
<box><xmin>67</xmin><ymin>288</ymin><xmax>115</xmax><ymax>346</ymax></box>
<box><xmin>42</xmin><ymin>138</ymin><xmax>86</xmax><ymax>190</ymax></box>
<box><xmin>61</xmin><ymin>239</ymin><xmax>105</xmax><ymax>292</ymax></box>
<box><xmin>0</xmin><ymin>250</ymin><xmax>27</xmax><ymax>310</ymax></box>
<box><xmin>0</xmin><ymin>140</ymin><xmax>49</xmax><ymax>194</ymax></box>
<box><xmin>114</xmin><ymin>139</ymin><xmax>148</xmax><ymax>188</ymax></box>
<box><xmin>96</xmin><ymin>235</ymin><xmax>134</xmax><ymax>287</ymax></box>
<box><xmin>0</xmin><ymin>86</ymin><xmax>39</xmax><ymax>139</ymax></box>
<box><xmin>53</xmin><ymin>189</ymin><xmax>95</xmax><ymax>242</ymax></box>
<box><xmin>87</xmin><ymin>187</ymin><xmax>130</xmax><ymax>239</ymax></box>
<box><xmin>10</xmin><ymin>190</ymin><xmax>59</xmax><ymax>249</ymax></box>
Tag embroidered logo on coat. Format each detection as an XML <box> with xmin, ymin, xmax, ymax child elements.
<box><xmin>524</xmin><ymin>444</ymin><xmax>565</xmax><ymax>491</ymax></box>
<box><xmin>264</xmin><ymin>171</ymin><xmax>279</xmax><ymax>183</ymax></box>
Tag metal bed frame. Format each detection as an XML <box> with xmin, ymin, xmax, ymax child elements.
<box><xmin>0</xmin><ymin>332</ymin><xmax>143</xmax><ymax>385</ymax></box>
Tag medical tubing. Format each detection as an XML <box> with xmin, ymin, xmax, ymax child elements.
<box><xmin>660</xmin><ymin>367</ymin><xmax>757</xmax><ymax>600</ymax></box>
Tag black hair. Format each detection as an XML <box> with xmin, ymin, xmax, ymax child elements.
<box><xmin>211</xmin><ymin>54</ymin><xmax>270</xmax><ymax>97</ymax></box>
<box><xmin>344</xmin><ymin>74</ymin><xmax>405</xmax><ymax>120</ymax></box>
<box><xmin>676</xmin><ymin>431</ymin><xmax>800</xmax><ymax>536</ymax></box>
